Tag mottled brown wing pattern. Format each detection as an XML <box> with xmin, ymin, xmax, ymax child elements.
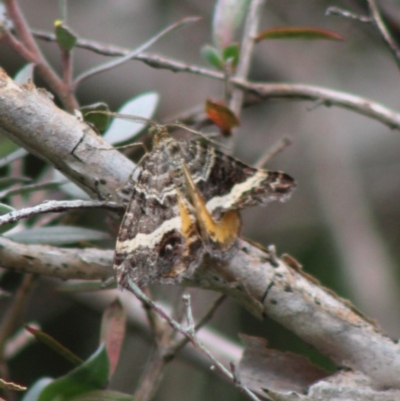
<box><xmin>179</xmin><ymin>139</ymin><xmax>296</xmax><ymax>220</ymax></box>
<box><xmin>114</xmin><ymin>128</ymin><xmax>296</xmax><ymax>287</ymax></box>
<box><xmin>114</xmin><ymin>133</ymin><xmax>201</xmax><ymax>286</ymax></box>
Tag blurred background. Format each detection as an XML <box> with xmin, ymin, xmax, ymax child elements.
<box><xmin>1</xmin><ymin>0</ymin><xmax>400</xmax><ymax>400</ymax></box>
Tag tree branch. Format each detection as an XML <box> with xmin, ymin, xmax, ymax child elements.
<box><xmin>367</xmin><ymin>0</ymin><xmax>400</xmax><ymax>71</ymax></box>
<box><xmin>0</xmin><ymin>69</ymin><xmax>135</xmax><ymax>201</ymax></box>
<box><xmin>30</xmin><ymin>31</ymin><xmax>400</xmax><ymax>131</ymax></box>
<box><xmin>0</xmin><ymin>236</ymin><xmax>112</xmax><ymax>280</ymax></box>
<box><xmin>1</xmin><ymin>68</ymin><xmax>400</xmax><ymax>392</ymax></box>
<box><xmin>3</xmin><ymin>230</ymin><xmax>400</xmax><ymax>390</ymax></box>
<box><xmin>233</xmin><ymin>80</ymin><xmax>400</xmax><ymax>130</ymax></box>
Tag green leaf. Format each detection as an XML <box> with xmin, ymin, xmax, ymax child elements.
<box><xmin>54</xmin><ymin>20</ymin><xmax>78</xmax><ymax>51</ymax></box>
<box><xmin>222</xmin><ymin>42</ymin><xmax>239</xmax><ymax>68</ymax></box>
<box><xmin>0</xmin><ymin>203</ymin><xmax>18</xmax><ymax>235</ymax></box>
<box><xmin>72</xmin><ymin>390</ymin><xmax>132</xmax><ymax>401</ymax></box>
<box><xmin>256</xmin><ymin>27</ymin><xmax>345</xmax><ymax>42</ymax></box>
<box><xmin>5</xmin><ymin>226</ymin><xmax>110</xmax><ymax>245</ymax></box>
<box><xmin>14</xmin><ymin>63</ymin><xmax>35</xmax><ymax>85</ymax></box>
<box><xmin>201</xmin><ymin>45</ymin><xmax>223</xmax><ymax>70</ymax></box>
<box><xmin>38</xmin><ymin>344</ymin><xmax>109</xmax><ymax>401</ymax></box>
<box><xmin>100</xmin><ymin>299</ymin><xmax>126</xmax><ymax>378</ymax></box>
<box><xmin>24</xmin><ymin>324</ymin><xmax>82</xmax><ymax>366</ymax></box>
<box><xmin>81</xmin><ymin>103</ymin><xmax>110</xmax><ymax>133</ymax></box>
<box><xmin>102</xmin><ymin>92</ymin><xmax>159</xmax><ymax>145</ymax></box>
<box><xmin>212</xmin><ymin>0</ymin><xmax>250</xmax><ymax>49</ymax></box>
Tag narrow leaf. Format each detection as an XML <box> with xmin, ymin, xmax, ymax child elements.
<box><xmin>103</xmin><ymin>92</ymin><xmax>159</xmax><ymax>145</ymax></box>
<box><xmin>205</xmin><ymin>99</ymin><xmax>240</xmax><ymax>135</ymax></box>
<box><xmin>73</xmin><ymin>390</ymin><xmax>132</xmax><ymax>401</ymax></box>
<box><xmin>256</xmin><ymin>27</ymin><xmax>345</xmax><ymax>42</ymax></box>
<box><xmin>54</xmin><ymin>20</ymin><xmax>78</xmax><ymax>51</ymax></box>
<box><xmin>24</xmin><ymin>324</ymin><xmax>82</xmax><ymax>366</ymax></box>
<box><xmin>0</xmin><ymin>203</ymin><xmax>18</xmax><ymax>234</ymax></box>
<box><xmin>201</xmin><ymin>45</ymin><xmax>223</xmax><ymax>70</ymax></box>
<box><xmin>5</xmin><ymin>226</ymin><xmax>110</xmax><ymax>245</ymax></box>
<box><xmin>100</xmin><ymin>299</ymin><xmax>126</xmax><ymax>378</ymax></box>
<box><xmin>81</xmin><ymin>103</ymin><xmax>110</xmax><ymax>132</ymax></box>
<box><xmin>37</xmin><ymin>344</ymin><xmax>109</xmax><ymax>401</ymax></box>
<box><xmin>0</xmin><ymin>378</ymin><xmax>26</xmax><ymax>391</ymax></box>
<box><xmin>212</xmin><ymin>0</ymin><xmax>250</xmax><ymax>49</ymax></box>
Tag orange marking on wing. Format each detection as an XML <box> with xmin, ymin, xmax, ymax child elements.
<box><xmin>182</xmin><ymin>163</ymin><xmax>240</xmax><ymax>249</ymax></box>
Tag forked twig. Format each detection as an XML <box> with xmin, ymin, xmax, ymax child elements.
<box><xmin>30</xmin><ymin>29</ymin><xmax>400</xmax><ymax>131</ymax></box>
<box><xmin>134</xmin><ymin>293</ymin><xmax>226</xmax><ymax>401</ymax></box>
<box><xmin>127</xmin><ymin>278</ymin><xmax>261</xmax><ymax>401</ymax></box>
<box><xmin>229</xmin><ymin>0</ymin><xmax>265</xmax><ymax>151</ymax></box>
<box><xmin>73</xmin><ymin>16</ymin><xmax>201</xmax><ymax>88</ymax></box>
<box><xmin>366</xmin><ymin>0</ymin><xmax>400</xmax><ymax>70</ymax></box>
<box><xmin>254</xmin><ymin>136</ymin><xmax>292</xmax><ymax>168</ymax></box>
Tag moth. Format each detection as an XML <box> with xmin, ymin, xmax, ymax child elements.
<box><xmin>113</xmin><ymin>127</ymin><xmax>295</xmax><ymax>287</ymax></box>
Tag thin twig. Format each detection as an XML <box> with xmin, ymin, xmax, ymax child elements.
<box><xmin>254</xmin><ymin>136</ymin><xmax>292</xmax><ymax>168</ymax></box>
<box><xmin>4</xmin><ymin>0</ymin><xmax>78</xmax><ymax>110</ymax></box>
<box><xmin>0</xmin><ymin>199</ymin><xmax>122</xmax><ymax>227</ymax></box>
<box><xmin>0</xmin><ymin>27</ymin><xmax>36</xmax><ymax>61</ymax></box>
<box><xmin>0</xmin><ymin>274</ymin><xmax>35</xmax><ymax>356</ymax></box>
<box><xmin>126</xmin><ymin>278</ymin><xmax>261</xmax><ymax>401</ymax></box>
<box><xmin>367</xmin><ymin>0</ymin><xmax>400</xmax><ymax>70</ymax></box>
<box><xmin>73</xmin><ymin>16</ymin><xmax>201</xmax><ymax>88</ymax></box>
<box><xmin>229</xmin><ymin>0</ymin><xmax>265</xmax><ymax>117</ymax></box>
<box><xmin>134</xmin><ymin>293</ymin><xmax>226</xmax><ymax>401</ymax></box>
<box><xmin>326</xmin><ymin>6</ymin><xmax>372</xmax><ymax>23</ymax></box>
<box><xmin>4</xmin><ymin>0</ymin><xmax>41</xmax><ymax>55</ymax></box>
<box><xmin>168</xmin><ymin>294</ymin><xmax>227</xmax><ymax>356</ymax></box>
<box><xmin>60</xmin><ymin>48</ymin><xmax>73</xmax><ymax>92</ymax></box>
<box><xmin>4</xmin><ymin>322</ymin><xmax>39</xmax><ymax>360</ymax></box>
<box><xmin>233</xmin><ymin>80</ymin><xmax>400</xmax><ymax>131</ymax></box>
<box><xmin>228</xmin><ymin>0</ymin><xmax>265</xmax><ymax>152</ymax></box>
<box><xmin>141</xmin><ymin>286</ymin><xmax>167</xmax><ymax>345</ymax></box>
<box><xmin>29</xmin><ymin>30</ymin><xmax>400</xmax><ymax>131</ymax></box>
<box><xmin>31</xmin><ymin>29</ymin><xmax>221</xmax><ymax>78</ymax></box>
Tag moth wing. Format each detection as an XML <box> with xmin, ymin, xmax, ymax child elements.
<box><xmin>114</xmin><ymin>190</ymin><xmax>199</xmax><ymax>286</ymax></box>
<box><xmin>181</xmin><ymin>140</ymin><xmax>296</xmax><ymax>219</ymax></box>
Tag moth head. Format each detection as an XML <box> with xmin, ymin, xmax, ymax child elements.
<box><xmin>151</xmin><ymin>126</ymin><xmax>170</xmax><ymax>146</ymax></box>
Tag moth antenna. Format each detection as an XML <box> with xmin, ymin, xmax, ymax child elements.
<box><xmin>85</xmin><ymin>110</ymin><xmax>157</xmax><ymax>129</ymax></box>
<box><xmin>167</xmin><ymin>122</ymin><xmax>230</xmax><ymax>150</ymax></box>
